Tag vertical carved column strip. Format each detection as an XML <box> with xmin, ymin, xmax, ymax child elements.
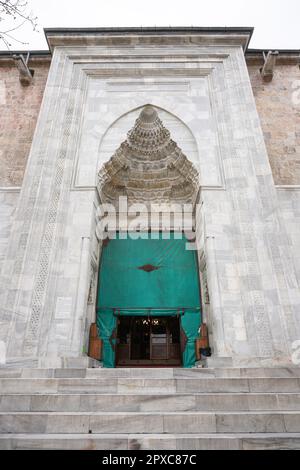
<box><xmin>71</xmin><ymin>236</ymin><xmax>91</xmax><ymax>355</ymax></box>
<box><xmin>22</xmin><ymin>60</ymin><xmax>81</xmax><ymax>354</ymax></box>
<box><xmin>2</xmin><ymin>49</ymin><xmax>70</xmax><ymax>360</ymax></box>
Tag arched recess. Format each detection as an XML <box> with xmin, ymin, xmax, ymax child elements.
<box><xmin>97</xmin><ymin>104</ymin><xmax>200</xmax><ymax>207</ymax></box>
<box><xmin>92</xmin><ymin>105</ymin><xmax>210</xmax><ymax>369</ymax></box>
<box><xmin>96</xmin><ymin>104</ymin><xmax>201</xmax><ymax>192</ymax></box>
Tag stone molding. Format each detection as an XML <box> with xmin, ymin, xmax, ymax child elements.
<box><xmin>45</xmin><ymin>28</ymin><xmax>253</xmax><ymax>52</ymax></box>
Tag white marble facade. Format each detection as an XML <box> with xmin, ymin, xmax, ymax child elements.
<box><xmin>0</xmin><ymin>29</ymin><xmax>299</xmax><ymax>367</ymax></box>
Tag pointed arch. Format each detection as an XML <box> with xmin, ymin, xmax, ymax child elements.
<box><xmin>97</xmin><ymin>105</ymin><xmax>200</xmax><ymax>206</ymax></box>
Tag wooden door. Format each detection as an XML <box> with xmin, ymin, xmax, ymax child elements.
<box><xmin>150</xmin><ymin>318</ymin><xmax>168</xmax><ymax>360</ymax></box>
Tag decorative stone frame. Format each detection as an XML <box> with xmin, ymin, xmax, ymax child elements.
<box><xmin>1</xmin><ymin>29</ymin><xmax>298</xmax><ymax>366</ymax></box>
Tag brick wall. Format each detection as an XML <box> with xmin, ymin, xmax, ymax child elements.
<box><xmin>248</xmin><ymin>63</ymin><xmax>300</xmax><ymax>185</ymax></box>
<box><xmin>0</xmin><ymin>61</ymin><xmax>49</xmax><ymax>186</ymax></box>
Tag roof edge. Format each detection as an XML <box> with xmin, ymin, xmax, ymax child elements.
<box><xmin>44</xmin><ymin>26</ymin><xmax>254</xmax><ymax>53</ymax></box>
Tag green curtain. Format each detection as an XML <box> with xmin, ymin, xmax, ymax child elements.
<box><xmin>96</xmin><ymin>232</ymin><xmax>201</xmax><ymax>368</ymax></box>
<box><xmin>181</xmin><ymin>310</ymin><xmax>202</xmax><ymax>369</ymax></box>
<box><xmin>97</xmin><ymin>309</ymin><xmax>117</xmax><ymax>369</ymax></box>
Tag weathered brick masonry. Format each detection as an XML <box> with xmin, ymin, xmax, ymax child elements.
<box><xmin>0</xmin><ymin>53</ymin><xmax>299</xmax><ymax>187</ymax></box>
<box><xmin>248</xmin><ymin>57</ymin><xmax>300</xmax><ymax>186</ymax></box>
<box><xmin>0</xmin><ymin>58</ymin><xmax>49</xmax><ymax>186</ymax></box>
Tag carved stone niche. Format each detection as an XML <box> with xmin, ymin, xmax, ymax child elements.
<box><xmin>97</xmin><ymin>105</ymin><xmax>200</xmax><ymax>208</ymax></box>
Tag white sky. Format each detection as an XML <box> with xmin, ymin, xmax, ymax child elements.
<box><xmin>1</xmin><ymin>0</ymin><xmax>300</xmax><ymax>51</ymax></box>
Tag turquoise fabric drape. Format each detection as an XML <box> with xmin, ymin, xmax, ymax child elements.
<box><xmin>96</xmin><ymin>232</ymin><xmax>201</xmax><ymax>368</ymax></box>
<box><xmin>181</xmin><ymin>310</ymin><xmax>202</xmax><ymax>369</ymax></box>
<box><xmin>97</xmin><ymin>309</ymin><xmax>117</xmax><ymax>369</ymax></box>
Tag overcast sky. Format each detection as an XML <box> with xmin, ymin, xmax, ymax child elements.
<box><xmin>1</xmin><ymin>0</ymin><xmax>300</xmax><ymax>51</ymax></box>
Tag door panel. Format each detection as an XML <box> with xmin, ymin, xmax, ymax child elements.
<box><xmin>151</xmin><ymin>318</ymin><xmax>168</xmax><ymax>360</ymax></box>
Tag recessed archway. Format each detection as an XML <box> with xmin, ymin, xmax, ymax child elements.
<box><xmin>95</xmin><ymin>105</ymin><xmax>204</xmax><ymax>368</ymax></box>
<box><xmin>97</xmin><ymin>105</ymin><xmax>200</xmax><ymax>206</ymax></box>
<box><xmin>97</xmin><ymin>104</ymin><xmax>201</xmax><ymax>191</ymax></box>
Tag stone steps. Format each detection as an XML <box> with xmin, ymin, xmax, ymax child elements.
<box><xmin>0</xmin><ymin>377</ymin><xmax>299</xmax><ymax>394</ymax></box>
<box><xmin>0</xmin><ymin>367</ymin><xmax>299</xmax><ymax>449</ymax></box>
<box><xmin>0</xmin><ymin>411</ymin><xmax>300</xmax><ymax>434</ymax></box>
<box><xmin>1</xmin><ymin>367</ymin><xmax>300</xmax><ymax>378</ymax></box>
<box><xmin>1</xmin><ymin>393</ymin><xmax>300</xmax><ymax>412</ymax></box>
<box><xmin>1</xmin><ymin>433</ymin><xmax>300</xmax><ymax>450</ymax></box>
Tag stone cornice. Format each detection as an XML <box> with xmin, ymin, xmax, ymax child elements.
<box><xmin>44</xmin><ymin>27</ymin><xmax>253</xmax><ymax>53</ymax></box>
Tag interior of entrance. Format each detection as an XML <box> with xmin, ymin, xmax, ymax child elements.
<box><xmin>96</xmin><ymin>232</ymin><xmax>201</xmax><ymax>368</ymax></box>
<box><xmin>116</xmin><ymin>316</ymin><xmax>181</xmax><ymax>366</ymax></box>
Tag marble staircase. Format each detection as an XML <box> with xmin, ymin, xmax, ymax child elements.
<box><xmin>0</xmin><ymin>367</ymin><xmax>300</xmax><ymax>450</ymax></box>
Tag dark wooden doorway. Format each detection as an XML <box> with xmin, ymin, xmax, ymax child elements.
<box><xmin>116</xmin><ymin>316</ymin><xmax>182</xmax><ymax>367</ymax></box>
